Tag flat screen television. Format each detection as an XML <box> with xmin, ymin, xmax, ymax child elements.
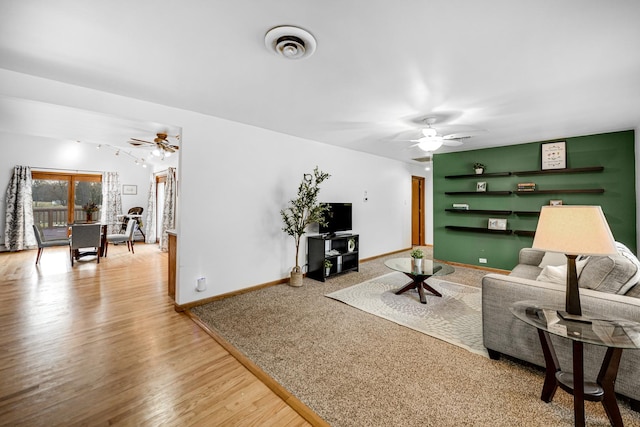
<box><xmin>320</xmin><ymin>202</ymin><xmax>352</xmax><ymax>235</ymax></box>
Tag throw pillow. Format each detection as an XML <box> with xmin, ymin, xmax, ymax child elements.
<box><xmin>538</xmin><ymin>252</ymin><xmax>568</xmax><ymax>268</ymax></box>
<box><xmin>615</xmin><ymin>242</ymin><xmax>640</xmax><ymax>294</ymax></box>
<box><xmin>537</xmin><ymin>258</ymin><xmax>589</xmax><ymax>285</ymax></box>
<box><xmin>579</xmin><ymin>254</ymin><xmax>637</xmax><ymax>294</ymax></box>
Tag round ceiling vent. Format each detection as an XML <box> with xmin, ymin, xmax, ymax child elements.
<box><xmin>265</xmin><ymin>26</ymin><xmax>317</xmax><ymax>60</ymax></box>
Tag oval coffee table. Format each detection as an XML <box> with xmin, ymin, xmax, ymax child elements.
<box><xmin>384</xmin><ymin>258</ymin><xmax>455</xmax><ymax>304</ymax></box>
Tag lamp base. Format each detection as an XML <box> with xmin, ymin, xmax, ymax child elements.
<box><xmin>557</xmin><ymin>311</ymin><xmax>592</xmax><ymax>324</ymax></box>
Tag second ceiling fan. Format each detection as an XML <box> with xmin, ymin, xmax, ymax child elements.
<box><xmin>129</xmin><ymin>133</ymin><xmax>180</xmax><ymax>158</ymax></box>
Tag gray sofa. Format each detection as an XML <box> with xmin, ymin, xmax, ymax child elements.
<box><xmin>482</xmin><ymin>247</ymin><xmax>640</xmax><ymax>408</ymax></box>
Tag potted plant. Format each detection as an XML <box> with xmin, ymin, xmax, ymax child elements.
<box><xmin>281</xmin><ymin>167</ymin><xmax>331</xmax><ymax>287</ymax></box>
<box><xmin>324</xmin><ymin>259</ymin><xmax>333</xmax><ymax>277</ymax></box>
<box><xmin>83</xmin><ymin>201</ymin><xmax>99</xmax><ymax>222</ymax></box>
<box><xmin>473</xmin><ymin>162</ymin><xmax>486</xmax><ymax>175</ymax></box>
<box><xmin>411</xmin><ymin>248</ymin><xmax>425</xmax><ymax>270</ymax></box>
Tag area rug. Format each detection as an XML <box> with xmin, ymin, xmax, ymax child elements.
<box><xmin>325</xmin><ymin>271</ymin><xmax>489</xmax><ymax>358</ymax></box>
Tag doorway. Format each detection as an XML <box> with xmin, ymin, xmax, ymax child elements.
<box><xmin>411</xmin><ymin>176</ymin><xmax>425</xmax><ymax>246</ymax></box>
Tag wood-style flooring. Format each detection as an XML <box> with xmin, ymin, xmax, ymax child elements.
<box><xmin>0</xmin><ymin>243</ymin><xmax>312</xmax><ymax>426</ymax></box>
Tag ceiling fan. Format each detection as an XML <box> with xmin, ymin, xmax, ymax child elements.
<box><xmin>406</xmin><ymin>117</ymin><xmax>474</xmax><ymax>152</ymax></box>
<box><xmin>128</xmin><ymin>133</ymin><xmax>180</xmax><ymax>158</ymax></box>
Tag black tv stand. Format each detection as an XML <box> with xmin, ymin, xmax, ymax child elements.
<box><xmin>307</xmin><ymin>234</ymin><xmax>359</xmax><ymax>282</ymax></box>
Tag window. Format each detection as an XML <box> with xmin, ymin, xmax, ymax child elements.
<box><xmin>32</xmin><ymin>172</ymin><xmax>102</xmax><ymax>228</ymax></box>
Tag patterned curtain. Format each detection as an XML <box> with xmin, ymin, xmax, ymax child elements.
<box><xmin>100</xmin><ymin>172</ymin><xmax>122</xmax><ymax>234</ymax></box>
<box><xmin>4</xmin><ymin>165</ymin><xmax>35</xmax><ymax>251</ymax></box>
<box><xmin>144</xmin><ymin>175</ymin><xmax>156</xmax><ymax>244</ymax></box>
<box><xmin>160</xmin><ymin>167</ymin><xmax>177</xmax><ymax>251</ymax></box>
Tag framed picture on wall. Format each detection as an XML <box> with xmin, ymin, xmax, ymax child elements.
<box><xmin>541</xmin><ymin>141</ymin><xmax>566</xmax><ymax>170</ymax></box>
<box><xmin>476</xmin><ymin>182</ymin><xmax>487</xmax><ymax>192</ymax></box>
<box><xmin>122</xmin><ymin>184</ymin><xmax>137</xmax><ymax>195</ymax></box>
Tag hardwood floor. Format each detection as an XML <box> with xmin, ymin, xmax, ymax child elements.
<box><xmin>0</xmin><ymin>244</ymin><xmax>312</xmax><ymax>426</ymax></box>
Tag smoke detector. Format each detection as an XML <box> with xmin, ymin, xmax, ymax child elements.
<box><xmin>265</xmin><ymin>26</ymin><xmax>317</xmax><ymax>60</ymax></box>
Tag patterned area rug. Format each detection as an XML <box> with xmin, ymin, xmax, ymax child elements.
<box><xmin>326</xmin><ymin>271</ymin><xmax>489</xmax><ymax>357</ymax></box>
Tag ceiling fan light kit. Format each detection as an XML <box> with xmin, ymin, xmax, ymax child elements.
<box><xmin>265</xmin><ymin>26</ymin><xmax>316</xmax><ymax>60</ymax></box>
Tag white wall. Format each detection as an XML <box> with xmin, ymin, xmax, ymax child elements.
<box><xmin>0</xmin><ymin>69</ymin><xmax>425</xmax><ymax>305</ymax></box>
<box><xmin>0</xmin><ymin>132</ymin><xmax>153</xmax><ymax>246</ymax></box>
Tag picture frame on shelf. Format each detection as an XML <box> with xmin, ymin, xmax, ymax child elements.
<box><xmin>550</xmin><ymin>199</ymin><xmax>563</xmax><ymax>206</ymax></box>
<box><xmin>476</xmin><ymin>182</ymin><xmax>487</xmax><ymax>192</ymax></box>
<box><xmin>541</xmin><ymin>141</ymin><xmax>566</xmax><ymax>170</ymax></box>
<box><xmin>122</xmin><ymin>184</ymin><xmax>137</xmax><ymax>195</ymax></box>
<box><xmin>488</xmin><ymin>218</ymin><xmax>507</xmax><ymax>230</ymax></box>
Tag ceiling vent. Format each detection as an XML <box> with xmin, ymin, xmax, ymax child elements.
<box><xmin>265</xmin><ymin>26</ymin><xmax>317</xmax><ymax>60</ymax></box>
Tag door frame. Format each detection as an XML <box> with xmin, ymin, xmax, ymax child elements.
<box><xmin>411</xmin><ymin>175</ymin><xmax>425</xmax><ymax>246</ymax></box>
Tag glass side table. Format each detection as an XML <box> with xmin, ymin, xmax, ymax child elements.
<box><xmin>510</xmin><ymin>301</ymin><xmax>640</xmax><ymax>427</ymax></box>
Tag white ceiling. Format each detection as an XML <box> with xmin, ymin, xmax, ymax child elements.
<box><xmin>1</xmin><ymin>0</ymin><xmax>639</xmax><ymax>163</ymax></box>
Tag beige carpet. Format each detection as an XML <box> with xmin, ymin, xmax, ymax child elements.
<box><xmin>191</xmin><ymin>248</ymin><xmax>640</xmax><ymax>426</ymax></box>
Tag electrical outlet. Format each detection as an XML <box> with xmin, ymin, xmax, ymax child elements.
<box><xmin>479</xmin><ymin>258</ymin><xmax>487</xmax><ymax>264</ymax></box>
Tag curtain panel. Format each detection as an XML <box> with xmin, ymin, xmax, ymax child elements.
<box><xmin>100</xmin><ymin>172</ymin><xmax>122</xmax><ymax>234</ymax></box>
<box><xmin>160</xmin><ymin>167</ymin><xmax>176</xmax><ymax>251</ymax></box>
<box><xmin>4</xmin><ymin>165</ymin><xmax>35</xmax><ymax>251</ymax></box>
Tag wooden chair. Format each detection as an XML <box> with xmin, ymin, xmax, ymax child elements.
<box><xmin>104</xmin><ymin>218</ymin><xmax>136</xmax><ymax>257</ymax></box>
<box><xmin>33</xmin><ymin>224</ymin><xmax>69</xmax><ymax>264</ymax></box>
<box><xmin>69</xmin><ymin>224</ymin><xmax>102</xmax><ymax>266</ymax></box>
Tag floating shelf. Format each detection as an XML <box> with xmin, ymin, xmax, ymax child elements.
<box><xmin>445</xmin><ymin>191</ymin><xmax>513</xmax><ymax>195</ymax></box>
<box><xmin>445</xmin><ymin>209</ymin><xmax>512</xmax><ymax>215</ymax></box>
<box><xmin>445</xmin><ymin>172</ymin><xmax>512</xmax><ymax>179</ymax></box>
<box><xmin>513</xmin><ymin>166</ymin><xmax>604</xmax><ymax>176</ymax></box>
<box><xmin>514</xmin><ymin>211</ymin><xmax>540</xmax><ymax>215</ymax></box>
<box><xmin>515</xmin><ymin>189</ymin><xmax>604</xmax><ymax>195</ymax></box>
<box><xmin>514</xmin><ymin>230</ymin><xmax>536</xmax><ymax>237</ymax></box>
<box><xmin>445</xmin><ymin>225</ymin><xmax>512</xmax><ymax>235</ymax></box>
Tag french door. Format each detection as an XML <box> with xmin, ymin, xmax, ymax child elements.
<box><xmin>32</xmin><ymin>171</ymin><xmax>102</xmax><ymax>231</ymax></box>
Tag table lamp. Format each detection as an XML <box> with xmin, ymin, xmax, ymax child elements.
<box><xmin>532</xmin><ymin>205</ymin><xmax>617</xmax><ymax>322</ymax></box>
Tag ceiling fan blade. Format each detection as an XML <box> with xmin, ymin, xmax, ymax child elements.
<box><xmin>129</xmin><ymin>138</ymin><xmax>154</xmax><ymax>145</ymax></box>
<box><xmin>443</xmin><ymin>140</ymin><xmax>464</xmax><ymax>147</ymax></box>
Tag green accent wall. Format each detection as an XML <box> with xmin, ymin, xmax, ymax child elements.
<box><xmin>433</xmin><ymin>130</ymin><xmax>636</xmax><ymax>270</ymax></box>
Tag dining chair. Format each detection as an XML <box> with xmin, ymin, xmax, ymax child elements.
<box><xmin>33</xmin><ymin>224</ymin><xmax>69</xmax><ymax>264</ymax></box>
<box><xmin>104</xmin><ymin>218</ymin><xmax>137</xmax><ymax>257</ymax></box>
<box><xmin>69</xmin><ymin>223</ymin><xmax>102</xmax><ymax>266</ymax></box>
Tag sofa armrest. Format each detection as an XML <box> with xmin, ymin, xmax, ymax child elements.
<box><xmin>518</xmin><ymin>248</ymin><xmax>545</xmax><ymax>266</ymax></box>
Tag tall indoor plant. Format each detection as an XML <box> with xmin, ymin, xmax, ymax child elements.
<box><xmin>281</xmin><ymin>167</ymin><xmax>331</xmax><ymax>287</ymax></box>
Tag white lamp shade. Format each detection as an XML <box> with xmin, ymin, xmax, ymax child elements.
<box><xmin>532</xmin><ymin>206</ymin><xmax>617</xmax><ymax>256</ymax></box>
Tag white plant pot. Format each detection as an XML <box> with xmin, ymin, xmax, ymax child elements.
<box><xmin>413</xmin><ymin>258</ymin><xmax>423</xmax><ymax>270</ymax></box>
<box><xmin>475</xmin><ymin>168</ymin><xmax>484</xmax><ymax>175</ymax></box>
<box><xmin>325</xmin><ymin>268</ymin><xmax>331</xmax><ymax>277</ymax></box>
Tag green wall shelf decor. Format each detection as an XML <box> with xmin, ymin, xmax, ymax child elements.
<box><xmin>513</xmin><ymin>166</ymin><xmax>604</xmax><ymax>176</ymax></box>
<box><xmin>445</xmin><ymin>191</ymin><xmax>513</xmax><ymax>195</ymax></box>
<box><xmin>445</xmin><ymin>225</ymin><xmax>513</xmax><ymax>235</ymax></box>
<box><xmin>515</xmin><ymin>189</ymin><xmax>604</xmax><ymax>195</ymax></box>
<box><xmin>445</xmin><ymin>172</ymin><xmax>512</xmax><ymax>179</ymax></box>
<box><xmin>445</xmin><ymin>209</ymin><xmax>512</xmax><ymax>215</ymax></box>
<box><xmin>433</xmin><ymin>130</ymin><xmax>636</xmax><ymax>270</ymax></box>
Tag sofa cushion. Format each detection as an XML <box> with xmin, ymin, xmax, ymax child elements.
<box><xmin>537</xmin><ymin>258</ymin><xmax>588</xmax><ymax>285</ymax></box>
<box><xmin>578</xmin><ymin>254</ymin><xmax>637</xmax><ymax>294</ymax></box>
<box><xmin>615</xmin><ymin>241</ymin><xmax>640</xmax><ymax>294</ymax></box>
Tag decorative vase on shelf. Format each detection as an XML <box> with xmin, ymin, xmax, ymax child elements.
<box><xmin>475</xmin><ymin>168</ymin><xmax>484</xmax><ymax>175</ymax></box>
<box><xmin>86</xmin><ymin>213</ymin><xmax>92</xmax><ymax>222</ymax></box>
